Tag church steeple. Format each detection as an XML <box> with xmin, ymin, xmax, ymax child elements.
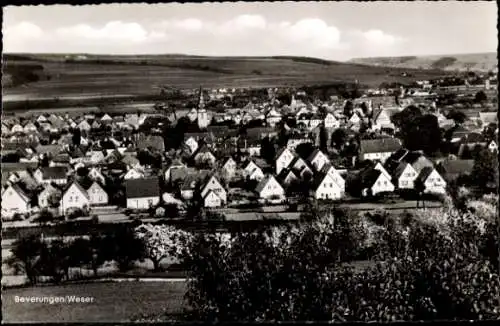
<box><xmin>198</xmin><ymin>86</ymin><xmax>205</xmax><ymax>110</ymax></box>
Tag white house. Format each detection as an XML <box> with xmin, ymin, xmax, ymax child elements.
<box><xmin>255</xmin><ymin>175</ymin><xmax>285</xmax><ymax>200</ymax></box>
<box><xmin>312</xmin><ymin>173</ymin><xmax>343</xmax><ymax>200</ymax></box>
<box><xmin>275</xmin><ymin>148</ymin><xmax>296</xmax><ymax>174</ymax></box>
<box><xmin>203</xmin><ymin>190</ymin><xmax>223</xmax><ymax>208</ymax></box>
<box><xmin>123</xmin><ymin>168</ymin><xmax>145</xmax><ymax>180</ymax></box>
<box><xmin>373</xmin><ymin>162</ymin><xmax>392</xmax><ymax>181</ymax></box>
<box><xmin>87</xmin><ymin>150</ymin><xmax>105</xmax><ymax>165</ymax></box>
<box><xmin>277</xmin><ymin>169</ymin><xmax>299</xmax><ymax>188</ymax></box>
<box><xmin>244</xmin><ymin>160</ymin><xmax>265</xmax><ymax>181</ymax></box>
<box><xmin>34</xmin><ymin>167</ymin><xmax>68</xmax><ymax>186</ymax></box>
<box><xmin>60</xmin><ymin>182</ymin><xmax>90</xmax><ymax>215</ymax></box>
<box><xmin>307</xmin><ymin>149</ymin><xmax>330</xmax><ymax>171</ymax></box>
<box><xmin>488</xmin><ymin>140</ymin><xmax>498</xmax><ymax>153</ymax></box>
<box><xmin>324</xmin><ymin>113</ymin><xmax>340</xmax><ymax>129</ymax></box>
<box><xmin>125</xmin><ymin>177</ymin><xmax>161</xmax><ymax>209</ymax></box>
<box><xmin>221</xmin><ymin>157</ymin><xmax>237</xmax><ymax>179</ymax></box>
<box><xmin>321</xmin><ymin>165</ymin><xmax>345</xmax><ymax>192</ymax></box>
<box><xmin>78</xmin><ymin>120</ymin><xmax>92</xmax><ymax>132</ymax></box>
<box><xmin>1</xmin><ymin>184</ymin><xmax>31</xmax><ymax>217</ymax></box>
<box><xmin>200</xmin><ymin>176</ymin><xmax>227</xmax><ymax>204</ymax></box>
<box><xmin>266</xmin><ymin>108</ymin><xmax>282</xmax><ymax>127</ymax></box>
<box><xmin>359</xmin><ymin>138</ymin><xmax>402</xmax><ymax>163</ymax></box>
<box><xmin>361</xmin><ymin>169</ymin><xmax>395</xmax><ymax>197</ymax></box>
<box><xmin>184</xmin><ymin>137</ymin><xmax>199</xmax><ymax>155</ymax></box>
<box><xmin>392</xmin><ymin>162</ymin><xmax>418</xmax><ymax>190</ymax></box>
<box><xmin>88</xmin><ymin>167</ymin><xmax>106</xmax><ymax>185</ymax></box>
<box><xmin>416</xmin><ymin>167</ymin><xmax>447</xmax><ymax>195</ymax></box>
<box><xmin>87</xmin><ymin>182</ymin><xmax>109</xmax><ymax>206</ymax></box>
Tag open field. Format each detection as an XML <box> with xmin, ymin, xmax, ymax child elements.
<box><xmin>349</xmin><ymin>52</ymin><xmax>497</xmax><ymax>72</ymax></box>
<box><xmin>3</xmin><ymin>53</ymin><xmax>452</xmax><ymax>108</ymax></box>
<box><xmin>2</xmin><ymin>281</ymin><xmax>187</xmax><ymax>322</ymax></box>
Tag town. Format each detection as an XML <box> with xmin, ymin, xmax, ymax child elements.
<box><xmin>2</xmin><ymin>2</ymin><xmax>499</xmax><ymax>323</ymax></box>
<box><xmin>1</xmin><ymin>73</ymin><xmax>498</xmax><ymax>224</ymax></box>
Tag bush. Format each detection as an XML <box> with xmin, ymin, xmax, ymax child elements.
<box><xmin>184</xmin><ymin>204</ymin><xmax>500</xmax><ymax>322</ymax></box>
<box><xmin>91</xmin><ymin>215</ymin><xmax>99</xmax><ymax>224</ymax></box>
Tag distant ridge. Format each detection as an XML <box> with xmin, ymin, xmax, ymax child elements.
<box><xmin>348</xmin><ymin>52</ymin><xmax>497</xmax><ymax>72</ymax></box>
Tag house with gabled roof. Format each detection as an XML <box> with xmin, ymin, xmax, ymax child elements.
<box><xmin>11</xmin><ymin>123</ymin><xmax>24</xmax><ymax>134</ymax></box>
<box><xmin>324</xmin><ymin>112</ymin><xmax>340</xmax><ymax>129</ymax></box>
<box><xmin>359</xmin><ymin>168</ymin><xmax>395</xmax><ymax>197</ymax></box>
<box><xmin>184</xmin><ymin>136</ymin><xmax>199</xmax><ymax>155</ymax></box>
<box><xmin>203</xmin><ymin>190</ymin><xmax>223</xmax><ymax>208</ymax></box>
<box><xmin>38</xmin><ymin>183</ymin><xmax>62</xmax><ymax>209</ymax></box>
<box><xmin>391</xmin><ymin>162</ymin><xmax>418</xmax><ymax>190</ymax></box>
<box><xmin>78</xmin><ymin>120</ymin><xmax>92</xmax><ymax>132</ymax></box>
<box><xmin>2</xmin><ymin>184</ymin><xmax>31</xmax><ymax>217</ymax></box>
<box><xmin>255</xmin><ymin>175</ymin><xmax>285</xmax><ymax>200</ymax></box>
<box><xmin>86</xmin><ymin>181</ymin><xmax>108</xmax><ymax>206</ymax></box>
<box><xmin>373</xmin><ymin>162</ymin><xmax>392</xmax><ymax>181</ymax></box>
<box><xmin>23</xmin><ymin>122</ymin><xmax>38</xmax><ymax>133</ymax></box>
<box><xmin>101</xmin><ymin>113</ymin><xmax>113</xmax><ymax>122</ymax></box>
<box><xmin>59</xmin><ymin>181</ymin><xmax>90</xmax><ymax>216</ymax></box>
<box><xmin>88</xmin><ymin>167</ymin><xmax>106</xmax><ymax>185</ymax></box>
<box><xmin>244</xmin><ymin>160</ymin><xmax>265</xmax><ymax>181</ymax></box>
<box><xmin>34</xmin><ymin>166</ymin><xmax>68</xmax><ymax>185</ymax></box>
<box><xmin>415</xmin><ymin>167</ymin><xmax>447</xmax><ymax>195</ymax></box>
<box><xmin>437</xmin><ymin>159</ymin><xmax>474</xmax><ymax>183</ymax></box>
<box><xmin>275</xmin><ymin>147</ymin><xmax>296</xmax><ymax>175</ymax></box>
<box><xmin>125</xmin><ymin>177</ymin><xmax>160</xmax><ymax>209</ymax></box>
<box><xmin>359</xmin><ymin>138</ymin><xmax>402</xmax><ymax>163</ymax></box>
<box><xmin>308</xmin><ymin>149</ymin><xmax>330</xmax><ymax>171</ymax></box>
<box><xmin>320</xmin><ymin>164</ymin><xmax>345</xmax><ymax>192</ymax></box>
<box><xmin>277</xmin><ymin>169</ymin><xmax>299</xmax><ymax>188</ymax></box>
<box><xmin>311</xmin><ymin>172</ymin><xmax>344</xmax><ymax>200</ymax></box>
<box><xmin>193</xmin><ymin>145</ymin><xmax>217</xmax><ymax>167</ymax></box>
<box><xmin>221</xmin><ymin>157</ymin><xmax>237</xmax><ymax>179</ymax></box>
<box><xmin>200</xmin><ymin>175</ymin><xmax>227</xmax><ymax>204</ymax></box>
<box><xmin>371</xmin><ymin>108</ymin><xmax>395</xmax><ymax>131</ymax></box>
<box><xmin>123</xmin><ymin>167</ymin><xmax>146</xmax><ymax>180</ymax></box>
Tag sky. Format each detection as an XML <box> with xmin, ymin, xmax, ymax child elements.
<box><xmin>3</xmin><ymin>2</ymin><xmax>498</xmax><ymax>61</ymax></box>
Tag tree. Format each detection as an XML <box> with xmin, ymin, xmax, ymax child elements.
<box><xmin>7</xmin><ymin>235</ymin><xmax>46</xmax><ymax>285</ymax></box>
<box><xmin>343</xmin><ymin>100</ymin><xmax>354</xmax><ymax>117</ymax></box>
<box><xmin>39</xmin><ymin>238</ymin><xmax>71</xmax><ymax>283</ymax></box>
<box><xmin>71</xmin><ymin>128</ymin><xmax>81</xmax><ymax>146</ymax></box>
<box><xmin>183</xmin><ymin>205</ymin><xmax>500</xmax><ymax>322</ymax></box>
<box><xmin>35</xmin><ymin>209</ymin><xmax>55</xmax><ymax>226</ymax></box>
<box><xmin>295</xmin><ymin>142</ymin><xmax>314</xmax><ymax>160</ymax></box>
<box><xmin>135</xmin><ymin>224</ymin><xmax>192</xmax><ymax>272</ymax></box>
<box><xmin>260</xmin><ymin>136</ymin><xmax>276</xmax><ymax>165</ymax></box>
<box><xmin>104</xmin><ymin>227</ymin><xmax>145</xmax><ymax>272</ymax></box>
<box><xmin>447</xmin><ymin>110</ymin><xmax>467</xmax><ymax>125</ymax></box>
<box><xmin>471</xmin><ymin>148</ymin><xmax>499</xmax><ymax>193</ymax></box>
<box><xmin>319</xmin><ymin>126</ymin><xmax>328</xmax><ymax>151</ymax></box>
<box><xmin>475</xmin><ymin>90</ymin><xmax>487</xmax><ymax>103</ymax></box>
<box><xmin>331</xmin><ymin>128</ymin><xmax>347</xmax><ymax>150</ymax></box>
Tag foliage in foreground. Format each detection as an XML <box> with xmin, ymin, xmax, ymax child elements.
<box><xmin>184</xmin><ymin>201</ymin><xmax>500</xmax><ymax>322</ymax></box>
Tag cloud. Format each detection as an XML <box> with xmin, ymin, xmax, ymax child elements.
<box><xmin>56</xmin><ymin>21</ymin><xmax>150</xmax><ymax>42</ymax></box>
<box><xmin>282</xmin><ymin>18</ymin><xmax>342</xmax><ymax>49</ymax></box>
<box><xmin>4</xmin><ymin>21</ymin><xmax>43</xmax><ymax>38</ymax></box>
<box><xmin>362</xmin><ymin>29</ymin><xmax>404</xmax><ymax>45</ymax></box>
<box><xmin>2</xmin><ymin>17</ymin><xmax>401</xmax><ymax>59</ymax></box>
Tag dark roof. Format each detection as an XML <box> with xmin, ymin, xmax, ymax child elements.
<box><xmin>125</xmin><ymin>177</ymin><xmax>160</xmax><ymax>199</ymax></box>
<box><xmin>359</xmin><ymin>138</ymin><xmax>401</xmax><ymax>154</ymax></box>
<box><xmin>360</xmin><ymin>169</ymin><xmax>382</xmax><ymax>188</ymax></box>
<box><xmin>438</xmin><ymin>159</ymin><xmax>474</xmax><ymax>177</ymax></box>
<box><xmin>415</xmin><ymin>166</ymin><xmax>435</xmax><ymax>183</ymax></box>
<box><xmin>40</xmin><ymin>166</ymin><xmax>68</xmax><ymax>179</ymax></box>
<box><xmin>461</xmin><ymin>132</ymin><xmax>486</xmax><ymax>144</ymax></box>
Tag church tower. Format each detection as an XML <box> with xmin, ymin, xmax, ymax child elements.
<box><xmin>197</xmin><ymin>87</ymin><xmax>209</xmax><ymax>129</ymax></box>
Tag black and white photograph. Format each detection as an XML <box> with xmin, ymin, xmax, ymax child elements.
<box><xmin>1</xmin><ymin>1</ymin><xmax>499</xmax><ymax>323</ymax></box>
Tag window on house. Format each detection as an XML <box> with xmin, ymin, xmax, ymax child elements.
<box><xmin>69</xmin><ymin>196</ymin><xmax>73</xmax><ymax>202</ymax></box>
<box><xmin>148</xmin><ymin>199</ymin><xmax>153</xmax><ymax>207</ymax></box>
<box><xmin>75</xmin><ymin>196</ymin><xmax>79</xmax><ymax>202</ymax></box>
